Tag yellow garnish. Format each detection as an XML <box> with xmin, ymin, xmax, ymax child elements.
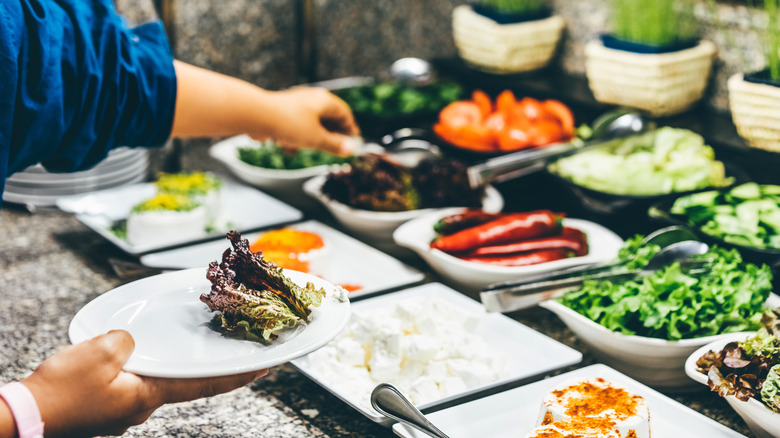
<box><xmin>154</xmin><ymin>172</ymin><xmax>221</xmax><ymax>195</ymax></box>
<box><xmin>132</xmin><ymin>193</ymin><xmax>199</xmax><ymax>213</ymax></box>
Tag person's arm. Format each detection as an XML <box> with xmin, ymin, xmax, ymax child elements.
<box><xmin>171</xmin><ymin>61</ymin><xmax>360</xmax><ymax>155</ymax></box>
<box><xmin>0</xmin><ymin>331</ymin><xmax>264</xmax><ymax>438</ymax></box>
<box><xmin>0</xmin><ymin>401</ymin><xmax>16</xmax><ymax>438</ymax></box>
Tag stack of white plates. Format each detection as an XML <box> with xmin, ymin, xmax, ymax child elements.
<box><xmin>3</xmin><ymin>147</ymin><xmax>150</xmax><ymax>207</ymax></box>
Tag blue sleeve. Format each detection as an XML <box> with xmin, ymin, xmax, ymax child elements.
<box><xmin>0</xmin><ymin>0</ymin><xmax>177</xmax><ymax>192</ymax></box>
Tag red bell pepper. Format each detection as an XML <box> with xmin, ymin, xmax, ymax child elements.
<box><xmin>430</xmin><ymin>210</ymin><xmax>562</xmax><ymax>253</ymax></box>
<box><xmin>459</xmin><ymin>248</ymin><xmax>573</xmax><ymax>267</ymax></box>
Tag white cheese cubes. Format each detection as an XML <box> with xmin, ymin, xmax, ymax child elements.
<box><xmin>526</xmin><ymin>378</ymin><xmax>650</xmax><ymax>438</ymax></box>
<box><xmin>303</xmin><ymin>296</ymin><xmax>507</xmax><ymax>410</ymax></box>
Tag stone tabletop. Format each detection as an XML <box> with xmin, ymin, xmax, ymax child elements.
<box><xmin>0</xmin><ymin>173</ymin><xmax>755</xmax><ymax>437</ymax></box>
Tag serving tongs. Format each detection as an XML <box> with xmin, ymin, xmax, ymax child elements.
<box><xmin>466</xmin><ymin>108</ymin><xmax>654</xmax><ymax>188</ymax></box>
<box><xmin>480</xmin><ymin>240</ymin><xmax>710</xmax><ymax>313</ymax></box>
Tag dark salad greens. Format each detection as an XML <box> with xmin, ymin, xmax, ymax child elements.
<box><xmin>334</xmin><ymin>82</ymin><xmax>462</xmax><ymax>117</ymax></box>
<box><xmin>671</xmin><ymin>182</ymin><xmax>780</xmax><ymax>250</ymax></box>
<box><xmin>237</xmin><ymin>140</ymin><xmax>352</xmax><ymax>170</ymax></box>
<box><xmin>320</xmin><ymin>154</ymin><xmax>485</xmax><ymax>212</ymax></box>
<box><xmin>697</xmin><ymin>310</ymin><xmax>780</xmax><ymax>412</ymax></box>
<box><xmin>558</xmin><ymin>235</ymin><xmax>773</xmax><ymax>340</ymax></box>
<box><xmin>201</xmin><ymin>231</ymin><xmax>327</xmax><ymax>343</ymax></box>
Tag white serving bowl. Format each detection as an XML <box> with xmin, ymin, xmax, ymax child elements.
<box><xmin>542</xmin><ymin>293</ymin><xmax>780</xmax><ymax>391</ymax></box>
<box><xmin>392</xmin><ymin>210</ymin><xmax>623</xmax><ymax>290</ymax></box>
<box><xmin>686</xmin><ymin>332</ymin><xmax>780</xmax><ymax>438</ymax></box>
<box><xmin>303</xmin><ymin>174</ymin><xmax>504</xmax><ymax>249</ymax></box>
<box><xmin>209</xmin><ymin>135</ymin><xmax>342</xmax><ymax>199</ymax></box>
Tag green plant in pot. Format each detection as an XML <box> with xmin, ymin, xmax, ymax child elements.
<box><xmin>728</xmin><ymin>0</ymin><xmax>780</xmax><ymax>152</ymax></box>
<box><xmin>452</xmin><ymin>0</ymin><xmax>565</xmax><ymax>73</ymax></box>
<box><xmin>585</xmin><ymin>0</ymin><xmax>716</xmax><ymax>116</ymax></box>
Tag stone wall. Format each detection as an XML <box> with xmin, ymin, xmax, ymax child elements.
<box><xmin>114</xmin><ymin>0</ymin><xmax>772</xmax><ymax>113</ymax></box>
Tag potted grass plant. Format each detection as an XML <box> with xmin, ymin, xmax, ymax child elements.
<box><xmin>452</xmin><ymin>0</ymin><xmax>565</xmax><ymax>74</ymax></box>
<box><xmin>728</xmin><ymin>0</ymin><xmax>780</xmax><ymax>152</ymax></box>
<box><xmin>585</xmin><ymin>0</ymin><xmax>716</xmax><ymax>116</ymax></box>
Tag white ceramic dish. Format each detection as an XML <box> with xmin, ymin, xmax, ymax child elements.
<box><xmin>139</xmin><ymin>220</ymin><xmax>425</xmax><ymax>299</ymax></box>
<box><xmin>686</xmin><ymin>333</ymin><xmax>780</xmax><ymax>438</ymax></box>
<box><xmin>393</xmin><ymin>364</ymin><xmax>746</xmax><ymax>437</ymax></box>
<box><xmin>303</xmin><ymin>175</ymin><xmax>504</xmax><ymax>247</ymax></box>
<box><xmin>290</xmin><ymin>282</ymin><xmax>582</xmax><ymax>426</ymax></box>
<box><xmin>55</xmin><ymin>178</ymin><xmax>303</xmax><ymax>255</ymax></box>
<box><xmin>69</xmin><ymin>268</ymin><xmax>350</xmax><ymax>378</ymax></box>
<box><xmin>542</xmin><ymin>293</ymin><xmax>780</xmax><ymax>390</ymax></box>
<box><xmin>393</xmin><ymin>212</ymin><xmax>623</xmax><ymax>290</ymax></box>
<box><xmin>209</xmin><ymin>135</ymin><xmax>343</xmax><ymax>198</ymax></box>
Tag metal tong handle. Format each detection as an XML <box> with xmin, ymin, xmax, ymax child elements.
<box><xmin>467</xmin><ymin>141</ymin><xmax>580</xmax><ymax>188</ymax></box>
<box><xmin>481</xmin><ymin>259</ymin><xmax>628</xmax><ymax>292</ymax></box>
<box><xmin>371</xmin><ymin>383</ymin><xmax>449</xmax><ymax>438</ymax></box>
<box><xmin>480</xmin><ymin>269</ymin><xmax>639</xmax><ymax>313</ymax></box>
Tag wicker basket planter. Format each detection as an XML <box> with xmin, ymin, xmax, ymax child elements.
<box><xmin>584</xmin><ymin>39</ymin><xmax>716</xmax><ymax>117</ymax></box>
<box><xmin>728</xmin><ymin>72</ymin><xmax>780</xmax><ymax>152</ymax></box>
<box><xmin>452</xmin><ymin>4</ymin><xmax>565</xmax><ymax>74</ymax></box>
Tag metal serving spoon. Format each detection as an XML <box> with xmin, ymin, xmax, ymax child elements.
<box><xmin>466</xmin><ymin>108</ymin><xmax>654</xmax><ymax>188</ymax></box>
<box><xmin>480</xmin><ymin>239</ymin><xmax>709</xmax><ymax>313</ymax></box>
<box><xmin>371</xmin><ymin>383</ymin><xmax>450</xmax><ymax>438</ymax></box>
<box><xmin>388</xmin><ymin>57</ymin><xmax>435</xmax><ymax>85</ymax></box>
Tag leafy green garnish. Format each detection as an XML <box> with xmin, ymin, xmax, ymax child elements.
<box><xmin>558</xmin><ymin>237</ymin><xmax>773</xmax><ymax>340</ymax></box>
<box><xmin>109</xmin><ymin>220</ymin><xmax>128</xmax><ymax>240</ymax></box>
<box><xmin>238</xmin><ymin>140</ymin><xmax>352</xmax><ymax>170</ymax></box>
<box><xmin>334</xmin><ymin>82</ymin><xmax>463</xmax><ymax>118</ymax></box>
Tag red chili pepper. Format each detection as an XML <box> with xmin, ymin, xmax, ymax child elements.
<box><xmin>433</xmin><ymin>210</ymin><xmax>502</xmax><ymax>236</ymax></box>
<box><xmin>430</xmin><ymin>210</ymin><xmax>562</xmax><ymax>253</ymax></box>
<box><xmin>458</xmin><ymin>227</ymin><xmax>588</xmax><ymax>258</ymax></box>
<box><xmin>459</xmin><ymin>248</ymin><xmax>573</xmax><ymax>267</ymax></box>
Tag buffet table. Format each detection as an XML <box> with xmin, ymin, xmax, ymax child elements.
<box><xmin>0</xmin><ymin>152</ymin><xmax>756</xmax><ymax>437</ymax></box>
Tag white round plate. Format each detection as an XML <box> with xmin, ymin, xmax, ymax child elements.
<box><xmin>69</xmin><ymin>268</ymin><xmax>350</xmax><ymax>378</ymax></box>
<box><xmin>3</xmin><ymin>171</ymin><xmax>148</xmax><ymax>207</ymax></box>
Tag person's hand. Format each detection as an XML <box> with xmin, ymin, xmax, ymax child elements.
<box><xmin>21</xmin><ymin>330</ymin><xmax>265</xmax><ymax>437</ymax></box>
<box><xmin>263</xmin><ymin>87</ymin><xmax>360</xmax><ymax>155</ymax></box>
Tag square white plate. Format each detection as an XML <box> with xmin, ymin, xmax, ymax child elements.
<box><xmin>393</xmin><ymin>364</ymin><xmax>746</xmax><ymax>437</ymax></box>
<box><xmin>290</xmin><ymin>283</ymin><xmax>583</xmax><ymax>425</ymax></box>
<box><xmin>139</xmin><ymin>220</ymin><xmax>425</xmax><ymax>299</ymax></box>
<box><xmin>56</xmin><ymin>177</ymin><xmax>302</xmax><ymax>255</ymax></box>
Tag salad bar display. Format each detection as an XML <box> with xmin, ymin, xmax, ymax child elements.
<box><xmin>15</xmin><ymin>78</ymin><xmax>780</xmax><ymax>438</ymax></box>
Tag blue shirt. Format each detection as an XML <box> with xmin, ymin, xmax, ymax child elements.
<box><xmin>0</xmin><ymin>0</ymin><xmax>177</xmax><ymax>195</ymax></box>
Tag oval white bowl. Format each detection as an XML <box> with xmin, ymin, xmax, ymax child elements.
<box><xmin>303</xmin><ymin>174</ymin><xmax>504</xmax><ymax>246</ymax></box>
<box><xmin>392</xmin><ymin>210</ymin><xmax>623</xmax><ymax>290</ymax></box>
<box><xmin>543</xmin><ymin>294</ymin><xmax>780</xmax><ymax>391</ymax></box>
<box><xmin>209</xmin><ymin>135</ymin><xmax>341</xmax><ymax>197</ymax></box>
<box><xmin>686</xmin><ymin>332</ymin><xmax>780</xmax><ymax>438</ymax></box>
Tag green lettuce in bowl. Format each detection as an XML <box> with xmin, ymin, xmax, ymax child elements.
<box><xmin>548</xmin><ymin>127</ymin><xmax>734</xmax><ymax>196</ymax></box>
<box><xmin>541</xmin><ymin>234</ymin><xmax>775</xmax><ymax>389</ymax></box>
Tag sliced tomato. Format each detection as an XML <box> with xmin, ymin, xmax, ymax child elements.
<box><xmin>433</xmin><ymin>122</ymin><xmax>495</xmax><ymax>151</ymax></box>
<box><xmin>471</xmin><ymin>90</ymin><xmax>493</xmax><ymax>117</ymax></box>
<box><xmin>438</xmin><ymin>101</ymin><xmax>483</xmax><ymax>128</ymax></box>
<box><xmin>526</xmin><ymin>118</ymin><xmax>565</xmax><ymax>146</ymax></box>
<box><xmin>543</xmin><ymin>99</ymin><xmax>575</xmax><ymax>138</ymax></box>
<box><xmin>483</xmin><ymin>112</ymin><xmax>507</xmax><ymax>137</ymax></box>
<box><xmin>515</xmin><ymin>97</ymin><xmax>547</xmax><ymax>121</ymax></box>
<box><xmin>496</xmin><ymin>90</ymin><xmax>517</xmax><ymax>114</ymax></box>
<box><xmin>498</xmin><ymin>126</ymin><xmax>532</xmax><ymax>151</ymax></box>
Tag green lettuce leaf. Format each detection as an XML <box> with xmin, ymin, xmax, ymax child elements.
<box><xmin>559</xmin><ymin>239</ymin><xmax>773</xmax><ymax>340</ymax></box>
